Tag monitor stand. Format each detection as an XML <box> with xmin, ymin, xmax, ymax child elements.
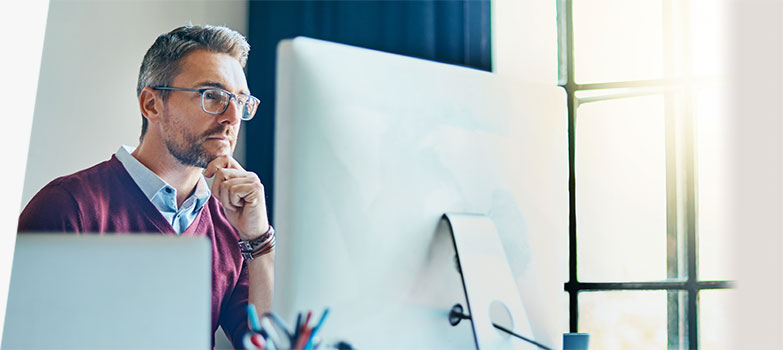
<box><xmin>443</xmin><ymin>213</ymin><xmax>537</xmax><ymax>350</ymax></box>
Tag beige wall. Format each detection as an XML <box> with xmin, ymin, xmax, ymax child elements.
<box><xmin>22</xmin><ymin>0</ymin><xmax>249</xmax><ymax>208</ymax></box>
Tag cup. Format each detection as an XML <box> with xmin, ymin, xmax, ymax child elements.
<box><xmin>563</xmin><ymin>333</ymin><xmax>589</xmax><ymax>350</ymax></box>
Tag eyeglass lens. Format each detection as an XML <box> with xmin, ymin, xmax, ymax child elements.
<box><xmin>202</xmin><ymin>89</ymin><xmax>258</xmax><ymax>120</ymax></box>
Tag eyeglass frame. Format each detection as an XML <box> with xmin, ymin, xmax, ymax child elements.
<box><xmin>152</xmin><ymin>86</ymin><xmax>260</xmax><ymax>121</ymax></box>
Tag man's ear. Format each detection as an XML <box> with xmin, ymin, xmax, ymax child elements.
<box><xmin>139</xmin><ymin>87</ymin><xmax>163</xmax><ymax>123</ymax></box>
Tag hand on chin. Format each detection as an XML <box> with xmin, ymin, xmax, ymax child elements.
<box><xmin>204</xmin><ymin>155</ymin><xmax>270</xmax><ymax>240</ymax></box>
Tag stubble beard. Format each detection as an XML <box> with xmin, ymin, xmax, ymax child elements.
<box><xmin>162</xmin><ymin>113</ymin><xmax>233</xmax><ymax>169</ymax></box>
<box><xmin>164</xmin><ymin>132</ymin><xmax>212</xmax><ymax>168</ymax></box>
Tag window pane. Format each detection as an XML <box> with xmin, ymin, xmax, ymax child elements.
<box><xmin>579</xmin><ymin>291</ymin><xmax>668</xmax><ymax>349</ymax></box>
<box><xmin>576</xmin><ymin>95</ymin><xmax>667</xmax><ymax>282</ymax></box>
<box><xmin>690</xmin><ymin>0</ymin><xmax>729</xmax><ymax>77</ymax></box>
<box><xmin>695</xmin><ymin>86</ymin><xmax>735</xmax><ymax>281</ymax></box>
<box><xmin>573</xmin><ymin>0</ymin><xmax>665</xmax><ymax>83</ymax></box>
<box><xmin>700</xmin><ymin>289</ymin><xmax>736</xmax><ymax>350</ymax></box>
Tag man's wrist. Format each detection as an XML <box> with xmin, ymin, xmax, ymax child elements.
<box><xmin>238</xmin><ymin>225</ymin><xmax>276</xmax><ymax>261</ymax></box>
<box><xmin>241</xmin><ymin>223</ymin><xmax>271</xmax><ymax>241</ymax></box>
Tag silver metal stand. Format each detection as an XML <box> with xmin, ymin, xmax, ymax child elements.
<box><xmin>443</xmin><ymin>213</ymin><xmax>537</xmax><ymax>350</ymax></box>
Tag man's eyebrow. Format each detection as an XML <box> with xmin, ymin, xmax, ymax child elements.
<box><xmin>194</xmin><ymin>81</ymin><xmax>226</xmax><ymax>89</ymax></box>
<box><xmin>194</xmin><ymin>81</ymin><xmax>250</xmax><ymax>95</ymax></box>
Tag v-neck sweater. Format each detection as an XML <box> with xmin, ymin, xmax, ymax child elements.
<box><xmin>18</xmin><ymin>156</ymin><xmax>249</xmax><ymax>348</ymax></box>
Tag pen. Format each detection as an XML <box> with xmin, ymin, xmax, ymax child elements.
<box><xmin>248</xmin><ymin>304</ymin><xmax>262</xmax><ymax>332</ymax></box>
<box><xmin>292</xmin><ymin>312</ymin><xmax>302</xmax><ymax>345</ymax></box>
<box><xmin>303</xmin><ymin>308</ymin><xmax>330</xmax><ymax>350</ymax></box>
<box><xmin>294</xmin><ymin>310</ymin><xmax>313</xmax><ymax>348</ymax></box>
<box><xmin>295</xmin><ymin>326</ymin><xmax>312</xmax><ymax>350</ymax></box>
<box><xmin>243</xmin><ymin>331</ymin><xmax>266</xmax><ymax>350</ymax></box>
<box><xmin>302</xmin><ymin>310</ymin><xmax>313</xmax><ymax>330</ymax></box>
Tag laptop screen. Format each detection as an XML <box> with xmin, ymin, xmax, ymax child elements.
<box><xmin>3</xmin><ymin>234</ymin><xmax>212</xmax><ymax>349</ymax></box>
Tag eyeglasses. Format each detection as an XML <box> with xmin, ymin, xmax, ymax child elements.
<box><xmin>153</xmin><ymin>86</ymin><xmax>260</xmax><ymax>121</ymax></box>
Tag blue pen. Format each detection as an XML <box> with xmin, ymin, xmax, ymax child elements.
<box><xmin>247</xmin><ymin>304</ymin><xmax>262</xmax><ymax>332</ymax></box>
<box><xmin>303</xmin><ymin>308</ymin><xmax>330</xmax><ymax>350</ymax></box>
<box><xmin>293</xmin><ymin>312</ymin><xmax>302</xmax><ymax>344</ymax></box>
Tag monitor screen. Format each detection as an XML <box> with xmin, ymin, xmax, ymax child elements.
<box><xmin>273</xmin><ymin>37</ymin><xmax>567</xmax><ymax>349</ymax></box>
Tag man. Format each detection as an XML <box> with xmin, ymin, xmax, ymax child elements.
<box><xmin>18</xmin><ymin>25</ymin><xmax>273</xmax><ymax>348</ymax></box>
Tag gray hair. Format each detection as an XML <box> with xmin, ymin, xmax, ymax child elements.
<box><xmin>136</xmin><ymin>24</ymin><xmax>250</xmax><ymax>140</ymax></box>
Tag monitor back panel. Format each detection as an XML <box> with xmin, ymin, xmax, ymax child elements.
<box><xmin>274</xmin><ymin>37</ymin><xmax>568</xmax><ymax>349</ymax></box>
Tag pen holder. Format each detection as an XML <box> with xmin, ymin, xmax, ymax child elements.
<box><xmin>245</xmin><ymin>305</ymin><xmax>352</xmax><ymax>350</ymax></box>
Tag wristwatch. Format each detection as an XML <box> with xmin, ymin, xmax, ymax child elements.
<box><xmin>238</xmin><ymin>225</ymin><xmax>275</xmax><ymax>261</ymax></box>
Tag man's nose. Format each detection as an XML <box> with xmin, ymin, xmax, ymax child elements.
<box><xmin>217</xmin><ymin>98</ymin><xmax>242</xmax><ymax>125</ymax></box>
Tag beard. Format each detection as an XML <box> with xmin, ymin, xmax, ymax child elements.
<box><xmin>162</xmin><ymin>114</ymin><xmax>234</xmax><ymax>168</ymax></box>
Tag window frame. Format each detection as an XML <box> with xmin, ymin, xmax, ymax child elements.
<box><xmin>556</xmin><ymin>0</ymin><xmax>734</xmax><ymax>348</ymax></box>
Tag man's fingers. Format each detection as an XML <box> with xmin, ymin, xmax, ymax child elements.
<box><xmin>214</xmin><ymin>168</ymin><xmax>246</xmax><ymax>180</ymax></box>
<box><xmin>205</xmin><ymin>156</ymin><xmax>263</xmax><ymax>214</ymax></box>
<box><xmin>219</xmin><ymin>182</ymin><xmax>238</xmax><ymax>211</ymax></box>
<box><xmin>229</xmin><ymin>183</ymin><xmax>261</xmax><ymax>208</ymax></box>
<box><xmin>204</xmin><ymin>155</ymin><xmax>244</xmax><ymax>178</ymax></box>
<box><xmin>211</xmin><ymin>169</ymin><xmax>238</xmax><ymax>211</ymax></box>
<box><xmin>204</xmin><ymin>158</ymin><xmax>228</xmax><ymax>178</ymax></box>
<box><xmin>210</xmin><ymin>167</ymin><xmax>226</xmax><ymax>194</ymax></box>
<box><xmin>221</xmin><ymin>177</ymin><xmax>264</xmax><ymax>209</ymax></box>
<box><xmin>210</xmin><ymin>168</ymin><xmax>244</xmax><ymax>194</ymax></box>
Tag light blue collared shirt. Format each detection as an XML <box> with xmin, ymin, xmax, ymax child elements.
<box><xmin>115</xmin><ymin>145</ymin><xmax>211</xmax><ymax>234</ymax></box>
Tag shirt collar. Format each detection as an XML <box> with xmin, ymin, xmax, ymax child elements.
<box><xmin>115</xmin><ymin>145</ymin><xmax>211</xmax><ymax>204</ymax></box>
<box><xmin>189</xmin><ymin>176</ymin><xmax>212</xmax><ymax>204</ymax></box>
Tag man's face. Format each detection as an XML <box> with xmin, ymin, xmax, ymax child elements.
<box><xmin>159</xmin><ymin>50</ymin><xmax>249</xmax><ymax>168</ymax></box>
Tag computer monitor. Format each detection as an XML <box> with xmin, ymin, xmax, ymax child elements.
<box><xmin>2</xmin><ymin>235</ymin><xmax>212</xmax><ymax>349</ymax></box>
<box><xmin>273</xmin><ymin>37</ymin><xmax>567</xmax><ymax>349</ymax></box>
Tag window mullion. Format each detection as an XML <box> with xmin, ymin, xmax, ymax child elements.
<box><xmin>576</xmin><ymin>86</ymin><xmax>681</xmax><ymax>106</ymax></box>
<box><xmin>674</xmin><ymin>0</ymin><xmax>699</xmax><ymax>348</ymax></box>
<box><xmin>557</xmin><ymin>0</ymin><xmax>580</xmax><ymax>334</ymax></box>
<box><xmin>665</xmin><ymin>89</ymin><xmax>682</xmax><ymax>349</ymax></box>
<box><xmin>662</xmin><ymin>0</ymin><xmax>684</xmax><ymax>348</ymax></box>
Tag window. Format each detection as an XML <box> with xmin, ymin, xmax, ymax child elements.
<box><xmin>557</xmin><ymin>0</ymin><xmax>734</xmax><ymax>348</ymax></box>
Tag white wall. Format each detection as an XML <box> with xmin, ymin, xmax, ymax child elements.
<box><xmin>22</xmin><ymin>0</ymin><xmax>249</xmax><ymax>208</ymax></box>
<box><xmin>492</xmin><ymin>0</ymin><xmax>567</xmax><ymax>346</ymax></box>
<box><xmin>492</xmin><ymin>0</ymin><xmax>559</xmax><ymax>85</ymax></box>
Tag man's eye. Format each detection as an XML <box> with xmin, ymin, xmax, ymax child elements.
<box><xmin>204</xmin><ymin>91</ymin><xmax>219</xmax><ymax>100</ymax></box>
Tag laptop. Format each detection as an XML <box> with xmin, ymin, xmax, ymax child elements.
<box><xmin>2</xmin><ymin>234</ymin><xmax>212</xmax><ymax>349</ymax></box>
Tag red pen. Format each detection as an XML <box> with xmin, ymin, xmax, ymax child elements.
<box><xmin>295</xmin><ymin>326</ymin><xmax>313</xmax><ymax>349</ymax></box>
<box><xmin>294</xmin><ymin>311</ymin><xmax>313</xmax><ymax>349</ymax></box>
<box><xmin>243</xmin><ymin>331</ymin><xmax>266</xmax><ymax>350</ymax></box>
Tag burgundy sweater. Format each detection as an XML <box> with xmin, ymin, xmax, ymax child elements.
<box><xmin>18</xmin><ymin>156</ymin><xmax>249</xmax><ymax>348</ymax></box>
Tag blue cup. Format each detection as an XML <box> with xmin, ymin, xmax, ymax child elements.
<box><xmin>563</xmin><ymin>333</ymin><xmax>589</xmax><ymax>350</ymax></box>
